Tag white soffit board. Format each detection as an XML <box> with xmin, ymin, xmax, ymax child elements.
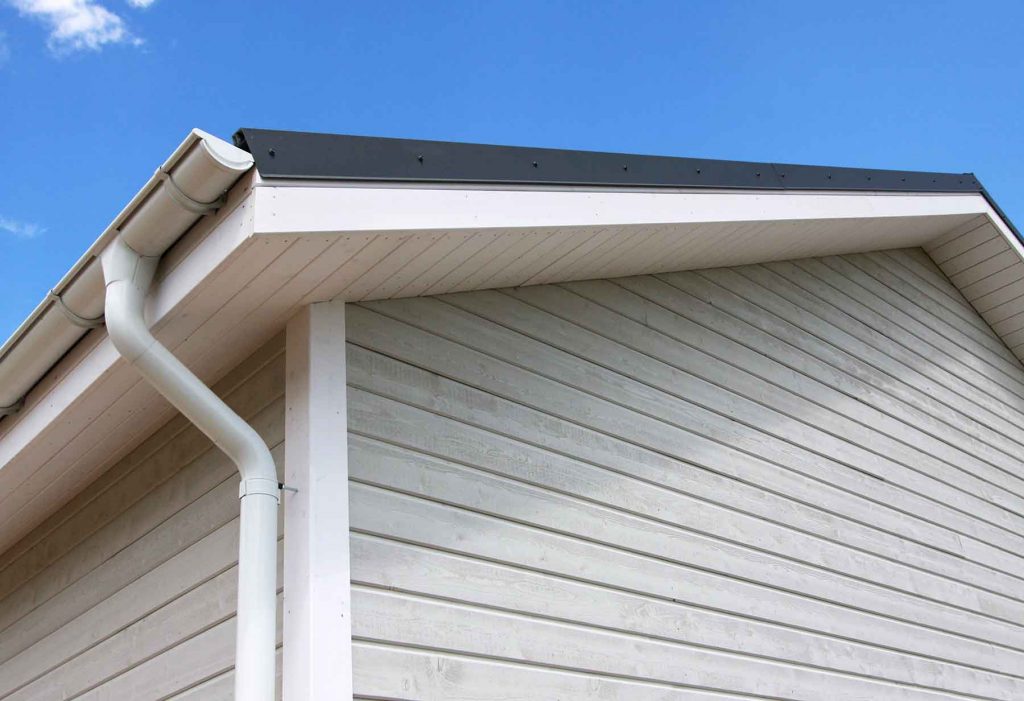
<box><xmin>252</xmin><ymin>185</ymin><xmax>989</xmax><ymax>301</ymax></box>
<box><xmin>0</xmin><ymin>182</ymin><xmax>1006</xmax><ymax>553</ymax></box>
<box><xmin>927</xmin><ymin>204</ymin><xmax>1024</xmax><ymax>365</ymax></box>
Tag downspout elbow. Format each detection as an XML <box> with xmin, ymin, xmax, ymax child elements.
<box><xmin>101</xmin><ymin>237</ymin><xmax>279</xmax><ymax>489</ymax></box>
<box><xmin>102</xmin><ymin>236</ymin><xmax>279</xmax><ymax>701</ymax></box>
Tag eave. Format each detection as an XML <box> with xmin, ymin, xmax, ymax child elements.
<box><xmin>0</xmin><ymin>129</ymin><xmax>1020</xmax><ymax>555</ymax></box>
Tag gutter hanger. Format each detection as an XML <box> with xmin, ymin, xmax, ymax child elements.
<box><xmin>0</xmin><ymin>129</ymin><xmax>250</xmax><ymax>414</ymax></box>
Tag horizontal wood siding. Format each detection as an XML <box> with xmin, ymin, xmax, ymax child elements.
<box><xmin>0</xmin><ymin>336</ymin><xmax>285</xmax><ymax>701</ymax></box>
<box><xmin>924</xmin><ymin>218</ymin><xmax>1024</xmax><ymax>364</ymax></box>
<box><xmin>346</xmin><ymin>247</ymin><xmax>1024</xmax><ymax>700</ymax></box>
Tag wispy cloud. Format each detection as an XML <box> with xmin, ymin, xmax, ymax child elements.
<box><xmin>0</xmin><ymin>31</ymin><xmax>10</xmax><ymax>65</ymax></box>
<box><xmin>126</xmin><ymin>0</ymin><xmax>155</xmax><ymax>7</ymax></box>
<box><xmin>8</xmin><ymin>0</ymin><xmax>143</xmax><ymax>53</ymax></box>
<box><xmin>0</xmin><ymin>216</ymin><xmax>45</xmax><ymax>239</ymax></box>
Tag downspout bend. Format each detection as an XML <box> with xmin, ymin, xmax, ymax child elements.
<box><xmin>102</xmin><ymin>236</ymin><xmax>280</xmax><ymax>701</ymax></box>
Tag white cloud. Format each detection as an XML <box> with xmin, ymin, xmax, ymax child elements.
<box><xmin>8</xmin><ymin>0</ymin><xmax>142</xmax><ymax>52</ymax></box>
<box><xmin>126</xmin><ymin>0</ymin><xmax>155</xmax><ymax>7</ymax></box>
<box><xmin>0</xmin><ymin>216</ymin><xmax>45</xmax><ymax>239</ymax></box>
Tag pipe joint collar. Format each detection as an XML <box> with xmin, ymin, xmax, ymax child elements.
<box><xmin>239</xmin><ymin>476</ymin><xmax>281</xmax><ymax>503</ymax></box>
<box><xmin>156</xmin><ymin>166</ymin><xmax>226</xmax><ymax>215</ymax></box>
<box><xmin>0</xmin><ymin>399</ymin><xmax>23</xmax><ymax>417</ymax></box>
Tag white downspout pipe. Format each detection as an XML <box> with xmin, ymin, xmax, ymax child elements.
<box><xmin>102</xmin><ymin>237</ymin><xmax>280</xmax><ymax>701</ymax></box>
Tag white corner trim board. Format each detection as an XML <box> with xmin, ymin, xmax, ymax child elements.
<box><xmin>284</xmin><ymin>302</ymin><xmax>353</xmax><ymax>700</ymax></box>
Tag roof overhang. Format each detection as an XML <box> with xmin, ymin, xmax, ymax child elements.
<box><xmin>0</xmin><ymin>128</ymin><xmax>1020</xmax><ymax>553</ymax></box>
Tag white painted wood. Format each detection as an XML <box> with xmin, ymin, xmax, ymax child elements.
<box><xmin>284</xmin><ymin>302</ymin><xmax>353</xmax><ymax>701</ymax></box>
<box><xmin>1</xmin><ymin>177</ymin><xmax>1011</xmax><ymax>556</ymax></box>
<box><xmin>352</xmin><ymin>643</ymin><xmax>750</xmax><ymax>701</ymax></box>
<box><xmin>951</xmin><ymin>251</ymin><xmax>1019</xmax><ymax>289</ymax></box>
<box><xmin>346</xmin><ymin>305</ymin><xmax>1024</xmax><ymax>557</ymax></box>
<box><xmin>253</xmin><ymin>184</ymin><xmax>990</xmax><ymax>236</ymax></box>
<box><xmin>0</xmin><ymin>338</ymin><xmax>285</xmax><ymax>700</ymax></box>
<box><xmin>346</xmin><ymin>249</ymin><xmax>1024</xmax><ymax>699</ymax></box>
<box><xmin>350</xmin><ymin>534</ymin><xmax>1020</xmax><ymax>699</ymax></box>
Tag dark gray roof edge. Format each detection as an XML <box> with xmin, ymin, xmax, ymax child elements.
<box><xmin>233</xmin><ymin>128</ymin><xmax>1018</xmax><ymax>240</ymax></box>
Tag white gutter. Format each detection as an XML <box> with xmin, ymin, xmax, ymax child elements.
<box><xmin>2</xmin><ymin>130</ymin><xmax>279</xmax><ymax>700</ymax></box>
<box><xmin>0</xmin><ymin>130</ymin><xmax>247</xmax><ymax>414</ymax></box>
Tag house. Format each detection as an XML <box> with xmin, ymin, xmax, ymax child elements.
<box><xmin>0</xmin><ymin>127</ymin><xmax>1022</xmax><ymax>700</ymax></box>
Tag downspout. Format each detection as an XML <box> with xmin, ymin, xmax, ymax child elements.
<box><xmin>99</xmin><ymin>142</ymin><xmax>279</xmax><ymax>701</ymax></box>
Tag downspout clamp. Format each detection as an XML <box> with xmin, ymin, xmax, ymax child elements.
<box><xmin>98</xmin><ymin>134</ymin><xmax>279</xmax><ymax>701</ymax></box>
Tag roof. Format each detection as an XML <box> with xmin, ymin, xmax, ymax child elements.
<box><xmin>0</xmin><ymin>126</ymin><xmax>1020</xmax><ymax>553</ymax></box>
<box><xmin>232</xmin><ymin>128</ymin><xmax>1020</xmax><ymax>243</ymax></box>
<box><xmin>234</xmin><ymin>127</ymin><xmax>981</xmax><ymax>191</ymax></box>
<box><xmin>234</xmin><ymin>128</ymin><xmax>980</xmax><ymax>191</ymax></box>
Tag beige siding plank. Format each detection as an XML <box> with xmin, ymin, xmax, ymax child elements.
<box><xmin>351</xmin><ymin>483</ymin><xmax>1024</xmax><ymax>676</ymax></box>
<box><xmin>440</xmin><ymin>287</ymin><xmax>1024</xmax><ymax>527</ymax></box>
<box><xmin>0</xmin><ymin>349</ymin><xmax>283</xmax><ymax>605</ymax></box>
<box><xmin>923</xmin><ymin>216</ymin><xmax>990</xmax><ymax>252</ymax></box>
<box><xmin>928</xmin><ymin>224</ymin><xmax>999</xmax><ymax>264</ymax></box>
<box><xmin>975</xmin><ymin>278</ymin><xmax>1024</xmax><ymax>315</ymax></box>
<box><xmin>852</xmin><ymin>251</ymin><xmax>1017</xmax><ymax>364</ymax></box>
<box><xmin>816</xmin><ymin>255</ymin><xmax>1024</xmax><ymax>393</ymax></box>
<box><xmin>949</xmin><ymin>250</ymin><xmax>1019</xmax><ymax>289</ymax></box>
<box><xmin>347</xmin><ymin>309</ymin><xmax>1024</xmax><ymax>558</ymax></box>
<box><xmin>938</xmin><ymin>236</ymin><xmax>1011</xmax><ymax>276</ymax></box>
<box><xmin>352</xmin><ymin>587</ymin><xmax>999</xmax><ymax>701</ymax></box>
<box><xmin>352</xmin><ymin>643</ymin><xmax>748</xmax><ymax>701</ymax></box>
<box><xmin>352</xmin><ymin>535</ymin><xmax>1022</xmax><ymax>699</ymax></box>
<box><xmin>347</xmin><ymin>431</ymin><xmax>1024</xmax><ymax>652</ymax></box>
<box><xmin>558</xmin><ymin>275</ymin><xmax>1024</xmax><ymax>515</ymax></box>
<box><xmin>351</xmin><ymin>380</ymin><xmax>1024</xmax><ymax>598</ymax></box>
<box><xmin>348</xmin><ymin>248</ymin><xmax>1024</xmax><ymax>699</ymax></box>
<box><xmin>685</xmin><ymin>265</ymin><xmax>1024</xmax><ymax>452</ymax></box>
<box><xmin>959</xmin><ymin>260</ymin><xmax>1024</xmax><ymax>301</ymax></box>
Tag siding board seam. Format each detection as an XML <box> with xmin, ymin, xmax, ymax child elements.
<box><xmin>568</xmin><ymin>278</ymin><xmax>1024</xmax><ymax>501</ymax></box>
<box><xmin>845</xmin><ymin>253</ymin><xmax>1020</xmax><ymax>368</ymax></box>
<box><xmin>473</xmin><ymin>287</ymin><xmax>1024</xmax><ymax>518</ymax></box>
<box><xmin>351</xmin><ymin>418</ymin><xmax>1024</xmax><ymax>610</ymax></box>
<box><xmin>0</xmin><ymin>345</ymin><xmax>285</xmax><ymax>591</ymax></box>
<box><xmin>800</xmin><ymin>257</ymin><xmax>1024</xmax><ymax>402</ymax></box>
<box><xmin>351</xmin><ymin>640</ymin><xmax>776</xmax><ymax>701</ymax></box>
<box><xmin>350</xmin><ymin>579</ymin><xmax>1010</xmax><ymax>699</ymax></box>
<box><xmin>350</xmin><ymin>530</ymin><xmax>1024</xmax><ymax>682</ymax></box>
<box><xmin>347</xmin><ymin>470</ymin><xmax>1024</xmax><ymax>654</ymax></box>
<box><xmin>347</xmin><ymin>341</ymin><xmax>1024</xmax><ymax>577</ymax></box>
<box><xmin>673</xmin><ymin>267</ymin><xmax>1024</xmax><ymax>455</ymax></box>
<box><xmin>351</xmin><ymin>379</ymin><xmax>1024</xmax><ymax>598</ymax></box>
<box><xmin>349</xmin><ymin>309</ymin><xmax>1024</xmax><ymax>560</ymax></box>
<box><xmin>743</xmin><ymin>261</ymin><xmax>1024</xmax><ymax>425</ymax></box>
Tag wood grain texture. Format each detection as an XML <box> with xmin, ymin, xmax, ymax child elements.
<box><xmin>0</xmin><ymin>337</ymin><xmax>286</xmax><ymax>700</ymax></box>
<box><xmin>347</xmin><ymin>248</ymin><xmax>1024</xmax><ymax>700</ymax></box>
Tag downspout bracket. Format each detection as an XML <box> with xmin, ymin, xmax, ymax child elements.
<box><xmin>239</xmin><ymin>476</ymin><xmax>283</xmax><ymax>502</ymax></box>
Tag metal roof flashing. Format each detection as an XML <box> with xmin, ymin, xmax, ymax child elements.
<box><xmin>234</xmin><ymin>128</ymin><xmax>982</xmax><ymax>193</ymax></box>
<box><xmin>233</xmin><ymin>128</ymin><xmax>1019</xmax><ymax>245</ymax></box>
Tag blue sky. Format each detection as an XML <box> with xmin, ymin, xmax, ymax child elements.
<box><xmin>1</xmin><ymin>1</ymin><xmax>1021</xmax><ymax>340</ymax></box>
